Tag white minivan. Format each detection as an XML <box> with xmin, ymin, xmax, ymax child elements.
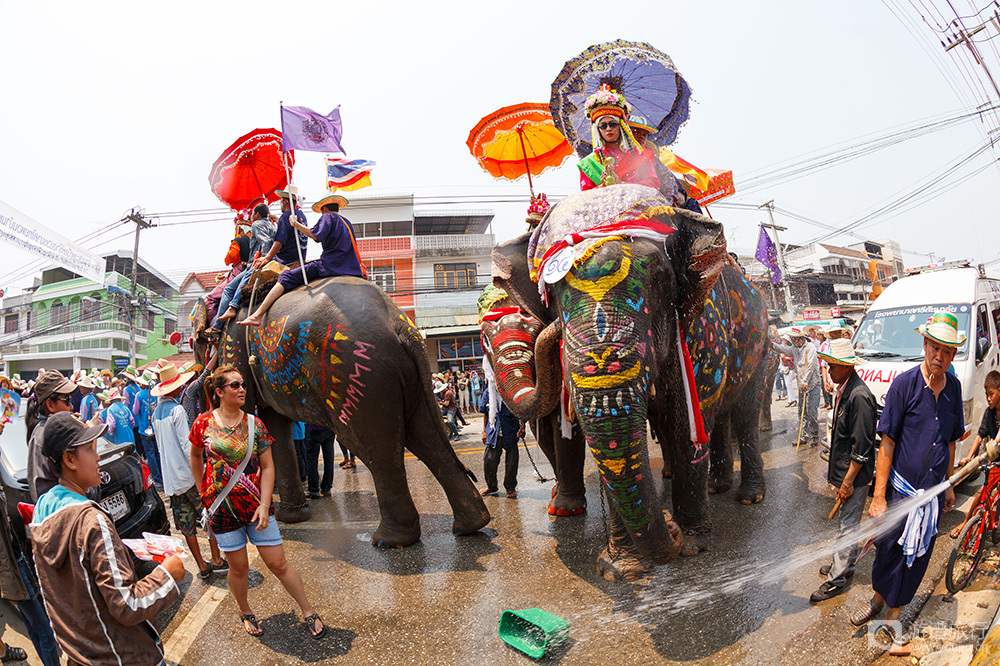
<box><xmin>851</xmin><ymin>263</ymin><xmax>1000</xmax><ymax>458</ymax></box>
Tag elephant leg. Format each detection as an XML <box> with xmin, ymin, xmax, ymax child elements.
<box><xmin>665</xmin><ymin>426</ymin><xmax>712</xmax><ymax>556</ymax></box>
<box><xmin>732</xmin><ymin>372</ymin><xmax>767</xmax><ymax>505</ymax></box>
<box><xmin>538</xmin><ymin>413</ymin><xmax>586</xmax><ymax>517</ymax></box>
<box><xmin>707</xmin><ymin>415</ymin><xmax>733</xmax><ymax>495</ymax></box>
<box><xmin>402</xmin><ymin>401</ymin><xmax>490</xmax><ymax>536</ymax></box>
<box><xmin>597</xmin><ymin>490</ymin><xmax>648</xmax><ymax>582</ymax></box>
<box><xmin>258</xmin><ymin>408</ymin><xmax>311</xmax><ymax>523</ymax></box>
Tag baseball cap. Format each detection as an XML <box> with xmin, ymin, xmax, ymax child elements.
<box><xmin>34</xmin><ymin>370</ymin><xmax>76</xmax><ymax>404</ymax></box>
<box><xmin>41</xmin><ymin>412</ymin><xmax>107</xmax><ymax>467</ymax></box>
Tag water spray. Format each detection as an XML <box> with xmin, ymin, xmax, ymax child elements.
<box><xmin>946</xmin><ymin>437</ymin><xmax>999</xmax><ymax>487</ymax></box>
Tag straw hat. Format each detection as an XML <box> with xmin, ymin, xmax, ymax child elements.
<box><xmin>120</xmin><ymin>365</ymin><xmax>138</xmax><ymax>382</ymax></box>
<box><xmin>817</xmin><ymin>338</ymin><xmax>867</xmax><ymax>366</ymax></box>
<box><xmin>826</xmin><ymin>324</ymin><xmax>852</xmax><ymax>336</ymax></box>
<box><xmin>76</xmin><ymin>375</ymin><xmax>95</xmax><ymax>389</ymax></box>
<box><xmin>152</xmin><ymin>363</ymin><xmax>195</xmax><ymax>397</ymax></box>
<box><xmin>627</xmin><ymin>114</ymin><xmax>657</xmax><ymax>135</ymax></box>
<box><xmin>311</xmin><ymin>194</ymin><xmax>349</xmax><ymax>214</ymax></box>
<box><xmin>275</xmin><ymin>185</ymin><xmax>299</xmax><ymax>200</ymax></box>
<box><xmin>106</xmin><ymin>388</ymin><xmax>127</xmax><ymax>402</ymax></box>
<box><xmin>433</xmin><ymin>381</ymin><xmax>447</xmax><ymax>395</ymax></box>
<box><xmin>788</xmin><ymin>327</ymin><xmax>809</xmax><ymax>339</ymax></box>
<box><xmin>916</xmin><ymin>310</ymin><xmax>967</xmax><ymax>347</ymax></box>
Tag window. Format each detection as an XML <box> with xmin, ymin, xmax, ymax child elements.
<box><xmin>992</xmin><ymin>302</ymin><xmax>1000</xmax><ymax>345</ymax></box>
<box><xmin>50</xmin><ymin>300</ymin><xmax>69</xmax><ymax>326</ymax></box>
<box><xmin>355</xmin><ymin>220</ymin><xmax>412</xmax><ymax>238</ymax></box>
<box><xmin>434</xmin><ymin>263</ymin><xmax>477</xmax><ymax>290</ymax></box>
<box><xmin>164</xmin><ymin>319</ymin><xmax>176</xmax><ymax>336</ymax></box>
<box><xmin>369</xmin><ymin>265</ymin><xmax>396</xmax><ymax>293</ymax></box>
<box><xmin>143</xmin><ymin>309</ymin><xmax>154</xmax><ymax>331</ymax></box>
<box><xmin>977</xmin><ymin>303</ymin><xmax>991</xmax><ymax>352</ymax></box>
<box><xmin>81</xmin><ymin>296</ymin><xmax>101</xmax><ymax>322</ymax></box>
<box><xmin>3</xmin><ymin>314</ymin><xmax>17</xmax><ymax>334</ymax></box>
<box><xmin>436</xmin><ymin>336</ymin><xmax>483</xmax><ymax>360</ymax></box>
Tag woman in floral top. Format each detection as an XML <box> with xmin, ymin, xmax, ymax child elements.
<box><xmin>189</xmin><ymin>366</ymin><xmax>325</xmax><ymax>639</ymax></box>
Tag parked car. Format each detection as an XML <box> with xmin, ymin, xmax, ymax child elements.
<box><xmin>0</xmin><ymin>402</ymin><xmax>169</xmax><ymax>572</ymax></box>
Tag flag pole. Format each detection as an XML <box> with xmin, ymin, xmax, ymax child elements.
<box><xmin>280</xmin><ymin>102</ymin><xmax>309</xmax><ymax>287</ymax></box>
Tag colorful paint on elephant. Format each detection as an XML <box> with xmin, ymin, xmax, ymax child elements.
<box><xmin>686</xmin><ymin>271</ymin><xmax>767</xmax><ymax>435</ymax></box>
<box><xmin>559</xmin><ymin>243</ymin><xmax>654</xmax><ymax>532</ymax></box>
<box><xmin>481</xmin><ymin>310</ymin><xmax>542</xmax><ymax>408</ymax></box>
<box><xmin>251</xmin><ymin>316</ymin><xmax>313</xmax><ymax>396</ymax></box>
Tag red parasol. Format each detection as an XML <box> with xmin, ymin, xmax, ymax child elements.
<box><xmin>208</xmin><ymin>128</ymin><xmax>295</xmax><ymax>211</ymax></box>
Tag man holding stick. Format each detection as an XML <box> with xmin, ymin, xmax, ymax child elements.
<box><xmin>810</xmin><ymin>338</ymin><xmax>876</xmax><ymax>603</ymax></box>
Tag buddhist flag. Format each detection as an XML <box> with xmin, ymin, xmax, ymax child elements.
<box><xmin>281</xmin><ymin>105</ymin><xmax>344</xmax><ymax>153</ymax></box>
<box><xmin>327</xmin><ymin>158</ymin><xmax>375</xmax><ymax>192</ymax></box>
<box><xmin>755</xmin><ymin>227</ymin><xmax>782</xmax><ymax>285</ymax></box>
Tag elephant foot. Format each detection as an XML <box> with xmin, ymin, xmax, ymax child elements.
<box><xmin>678</xmin><ymin>527</ymin><xmax>711</xmax><ymax>557</ymax></box>
<box><xmin>707</xmin><ymin>475</ymin><xmax>732</xmax><ymax>495</ymax></box>
<box><xmin>452</xmin><ymin>509</ymin><xmax>491</xmax><ymax>536</ymax></box>
<box><xmin>736</xmin><ymin>483</ymin><xmax>766</xmax><ymax>505</ymax></box>
<box><xmin>548</xmin><ymin>493</ymin><xmax>587</xmax><ymax>517</ymax></box>
<box><xmin>371</xmin><ymin>523</ymin><xmax>421</xmax><ymax>548</ymax></box>
<box><xmin>597</xmin><ymin>547</ymin><xmax>647</xmax><ymax>582</ymax></box>
<box><xmin>759</xmin><ymin>422</ymin><xmax>772</xmax><ymax>432</ymax></box>
<box><xmin>275</xmin><ymin>502</ymin><xmax>311</xmax><ymax>523</ymax></box>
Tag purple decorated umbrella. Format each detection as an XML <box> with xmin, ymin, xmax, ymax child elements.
<box><xmin>550</xmin><ymin>40</ymin><xmax>692</xmax><ymax>158</ymax></box>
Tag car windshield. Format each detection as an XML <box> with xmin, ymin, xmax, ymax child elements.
<box><xmin>853</xmin><ymin>304</ymin><xmax>971</xmax><ymax>360</ymax></box>
<box><xmin>0</xmin><ymin>401</ymin><xmax>120</xmax><ymax>477</ymax></box>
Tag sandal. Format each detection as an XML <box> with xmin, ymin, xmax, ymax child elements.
<box><xmin>343</xmin><ymin>461</ymin><xmax>356</xmax><ymax>469</ymax></box>
<box><xmin>0</xmin><ymin>645</ymin><xmax>27</xmax><ymax>662</ymax></box>
<box><xmin>240</xmin><ymin>613</ymin><xmax>263</xmax><ymax>637</ymax></box>
<box><xmin>849</xmin><ymin>597</ymin><xmax>884</xmax><ymax>626</ymax></box>
<box><xmin>304</xmin><ymin>613</ymin><xmax>326</xmax><ymax>639</ymax></box>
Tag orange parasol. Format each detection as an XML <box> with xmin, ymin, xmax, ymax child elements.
<box><xmin>658</xmin><ymin>149</ymin><xmax>735</xmax><ymax>206</ymax></box>
<box><xmin>467</xmin><ymin>103</ymin><xmax>574</xmax><ymax>195</ymax></box>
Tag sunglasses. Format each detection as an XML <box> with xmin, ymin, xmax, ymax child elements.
<box><xmin>53</xmin><ymin>394</ymin><xmax>73</xmax><ymax>405</ymax></box>
<box><xmin>597</xmin><ymin>122</ymin><xmax>618</xmax><ymax>131</ymax></box>
<box><xmin>226</xmin><ymin>380</ymin><xmax>246</xmax><ymax>390</ymax></box>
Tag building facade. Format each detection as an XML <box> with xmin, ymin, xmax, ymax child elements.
<box><xmin>0</xmin><ymin>251</ymin><xmax>179</xmax><ymax>377</ymax></box>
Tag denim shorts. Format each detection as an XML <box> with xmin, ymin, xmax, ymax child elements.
<box><xmin>213</xmin><ymin>520</ymin><xmax>283</xmax><ymax>552</ymax></box>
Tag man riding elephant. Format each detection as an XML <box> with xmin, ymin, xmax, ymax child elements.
<box><xmin>489</xmin><ymin>184</ymin><xmax>770</xmax><ymax>580</ymax></box>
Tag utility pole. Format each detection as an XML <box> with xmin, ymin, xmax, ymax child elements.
<box><xmin>944</xmin><ymin>16</ymin><xmax>1000</xmax><ymax>99</ymax></box>
<box><xmin>760</xmin><ymin>201</ymin><xmax>794</xmax><ymax>316</ymax></box>
<box><xmin>123</xmin><ymin>208</ymin><xmax>152</xmax><ymax>367</ymax></box>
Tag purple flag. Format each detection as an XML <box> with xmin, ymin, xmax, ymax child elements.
<box><xmin>280</xmin><ymin>105</ymin><xmax>344</xmax><ymax>153</ymax></box>
<box><xmin>755</xmin><ymin>227</ymin><xmax>782</xmax><ymax>285</ymax></box>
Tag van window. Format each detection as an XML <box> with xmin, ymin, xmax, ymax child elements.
<box><xmin>854</xmin><ymin>304</ymin><xmax>971</xmax><ymax>360</ymax></box>
<box><xmin>991</xmin><ymin>302</ymin><xmax>1000</xmax><ymax>345</ymax></box>
<box><xmin>978</xmin><ymin>304</ymin><xmax>992</xmax><ymax>350</ymax></box>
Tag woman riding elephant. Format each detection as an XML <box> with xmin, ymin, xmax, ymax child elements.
<box><xmin>490</xmin><ymin>184</ymin><xmax>770</xmax><ymax>580</ymax></box>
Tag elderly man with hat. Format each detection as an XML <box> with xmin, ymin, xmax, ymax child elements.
<box><xmin>772</xmin><ymin>327</ymin><xmax>822</xmax><ymax>447</ymax></box>
<box><xmin>849</xmin><ymin>311</ymin><xmax>965</xmax><ymax>655</ymax></box>
<box><xmin>151</xmin><ymin>363</ymin><xmax>228</xmax><ymax>579</ymax></box>
<box><xmin>26</xmin><ymin>370</ymin><xmax>78</xmax><ymax>501</ymax></box>
<box><xmin>240</xmin><ymin>193</ymin><xmax>367</xmax><ymax>327</ymax></box>
<box><xmin>810</xmin><ymin>338</ymin><xmax>876</xmax><ymax>603</ymax></box>
<box><xmin>243</xmin><ymin>186</ymin><xmax>309</xmax><ymax>281</ymax></box>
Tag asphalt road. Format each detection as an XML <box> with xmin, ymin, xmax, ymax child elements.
<box><xmin>0</xmin><ymin>399</ymin><xmax>980</xmax><ymax>665</ymax></box>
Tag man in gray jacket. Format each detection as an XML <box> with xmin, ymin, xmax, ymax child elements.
<box><xmin>772</xmin><ymin>327</ymin><xmax>822</xmax><ymax>447</ymax></box>
<box><xmin>26</xmin><ymin>370</ymin><xmax>77</xmax><ymax>501</ymax></box>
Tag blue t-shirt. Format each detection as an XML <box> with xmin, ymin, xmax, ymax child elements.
<box><xmin>312</xmin><ymin>213</ymin><xmax>365</xmax><ymax>278</ymax></box>
<box><xmin>134</xmin><ymin>387</ymin><xmax>155</xmax><ymax>433</ymax></box>
<box><xmin>105</xmin><ymin>402</ymin><xmax>136</xmax><ymax>445</ymax></box>
<box><xmin>274</xmin><ymin>209</ymin><xmax>309</xmax><ymax>265</ymax></box>
<box><xmin>877</xmin><ymin>365</ymin><xmax>964</xmax><ymax>491</ymax></box>
<box><xmin>292</xmin><ymin>421</ymin><xmax>306</xmax><ymax>440</ymax></box>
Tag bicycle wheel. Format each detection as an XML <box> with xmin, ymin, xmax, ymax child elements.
<box><xmin>946</xmin><ymin>507</ymin><xmax>986</xmax><ymax>594</ymax></box>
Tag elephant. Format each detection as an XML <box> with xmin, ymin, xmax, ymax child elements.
<box><xmin>489</xmin><ymin>184</ymin><xmax>771</xmax><ymax>580</ymax></box>
<box><xmin>478</xmin><ymin>286</ymin><xmax>587</xmax><ymax>517</ymax></box>
<box><xmin>192</xmin><ymin>275</ymin><xmax>491</xmax><ymax>547</ymax></box>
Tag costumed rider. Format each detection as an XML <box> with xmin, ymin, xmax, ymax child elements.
<box><xmin>525</xmin><ymin>193</ymin><xmax>550</xmax><ymax>231</ymax></box>
<box><xmin>211</xmin><ymin>202</ymin><xmax>278</xmax><ymax>329</ymax></box>
<box><xmin>577</xmin><ymin>84</ymin><xmax>659</xmax><ymax>191</ymax></box>
<box><xmin>240</xmin><ymin>194</ymin><xmax>367</xmax><ymax>327</ymax></box>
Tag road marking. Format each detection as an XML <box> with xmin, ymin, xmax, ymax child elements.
<box><xmin>163</xmin><ymin>551</ymin><xmax>258</xmax><ymax>664</ymax></box>
<box><xmin>403</xmin><ymin>442</ymin><xmax>537</xmax><ymax>459</ymax></box>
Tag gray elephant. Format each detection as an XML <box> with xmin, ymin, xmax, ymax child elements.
<box><xmin>490</xmin><ymin>184</ymin><xmax>770</xmax><ymax>580</ymax></box>
<box><xmin>193</xmin><ymin>276</ymin><xmax>490</xmax><ymax>547</ymax></box>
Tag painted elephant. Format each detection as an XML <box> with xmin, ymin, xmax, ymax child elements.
<box><xmin>193</xmin><ymin>276</ymin><xmax>491</xmax><ymax>546</ymax></box>
<box><xmin>478</xmin><ymin>287</ymin><xmax>587</xmax><ymax>516</ymax></box>
<box><xmin>490</xmin><ymin>184</ymin><xmax>770</xmax><ymax>580</ymax></box>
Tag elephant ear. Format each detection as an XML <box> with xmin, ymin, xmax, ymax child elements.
<box><xmin>491</xmin><ymin>232</ymin><xmax>549</xmax><ymax>323</ymax></box>
<box><xmin>664</xmin><ymin>207</ymin><xmax>729</xmax><ymax>330</ymax></box>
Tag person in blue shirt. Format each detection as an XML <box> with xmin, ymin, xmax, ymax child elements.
<box><xmin>292</xmin><ymin>421</ymin><xmax>307</xmax><ymax>484</ymax></box>
<box><xmin>479</xmin><ymin>371</ymin><xmax>524</xmax><ymax>499</ymax></box>
<box><xmin>77</xmin><ymin>376</ymin><xmax>100</xmax><ymax>422</ymax></box>
<box><xmin>240</xmin><ymin>194</ymin><xmax>366</xmax><ymax>327</ymax></box>
<box><xmin>100</xmin><ymin>390</ymin><xmax>136</xmax><ymax>446</ymax></box>
<box><xmin>132</xmin><ymin>373</ymin><xmax>163</xmax><ymax>489</ymax></box>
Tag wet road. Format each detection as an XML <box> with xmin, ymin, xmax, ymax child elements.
<box><xmin>147</xmin><ymin>399</ymin><xmax>973</xmax><ymax>665</ymax></box>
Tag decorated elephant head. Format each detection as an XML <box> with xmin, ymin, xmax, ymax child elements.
<box><xmin>490</xmin><ymin>184</ymin><xmax>728</xmax><ymax>570</ymax></box>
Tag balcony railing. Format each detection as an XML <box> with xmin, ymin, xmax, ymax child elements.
<box><xmin>415</xmin><ymin>234</ymin><xmax>495</xmax><ymax>257</ymax></box>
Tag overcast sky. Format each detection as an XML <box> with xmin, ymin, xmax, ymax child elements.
<box><xmin>3</xmin><ymin>0</ymin><xmax>1000</xmax><ymax>294</ymax></box>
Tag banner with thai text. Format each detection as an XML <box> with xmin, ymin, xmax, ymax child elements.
<box><xmin>0</xmin><ymin>199</ymin><xmax>105</xmax><ymax>283</ymax></box>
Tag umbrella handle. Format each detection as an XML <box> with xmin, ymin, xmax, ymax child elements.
<box><xmin>516</xmin><ymin>127</ymin><xmax>534</xmax><ymax>197</ymax></box>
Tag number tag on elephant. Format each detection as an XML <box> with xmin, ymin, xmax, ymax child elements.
<box><xmin>542</xmin><ymin>246</ymin><xmax>576</xmax><ymax>285</ymax></box>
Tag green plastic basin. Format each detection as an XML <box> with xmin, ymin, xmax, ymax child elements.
<box><xmin>498</xmin><ymin>608</ymin><xmax>570</xmax><ymax>658</ymax></box>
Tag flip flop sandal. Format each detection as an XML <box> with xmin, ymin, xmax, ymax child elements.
<box><xmin>0</xmin><ymin>645</ymin><xmax>27</xmax><ymax>662</ymax></box>
<box><xmin>849</xmin><ymin>597</ymin><xmax>884</xmax><ymax>626</ymax></box>
<box><xmin>240</xmin><ymin>613</ymin><xmax>263</xmax><ymax>637</ymax></box>
<box><xmin>304</xmin><ymin>613</ymin><xmax>326</xmax><ymax>639</ymax></box>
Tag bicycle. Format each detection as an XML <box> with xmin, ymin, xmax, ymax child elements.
<box><xmin>945</xmin><ymin>460</ymin><xmax>1000</xmax><ymax>594</ymax></box>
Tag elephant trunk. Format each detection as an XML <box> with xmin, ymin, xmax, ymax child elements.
<box><xmin>490</xmin><ymin>320</ymin><xmax>562</xmax><ymax>422</ymax></box>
